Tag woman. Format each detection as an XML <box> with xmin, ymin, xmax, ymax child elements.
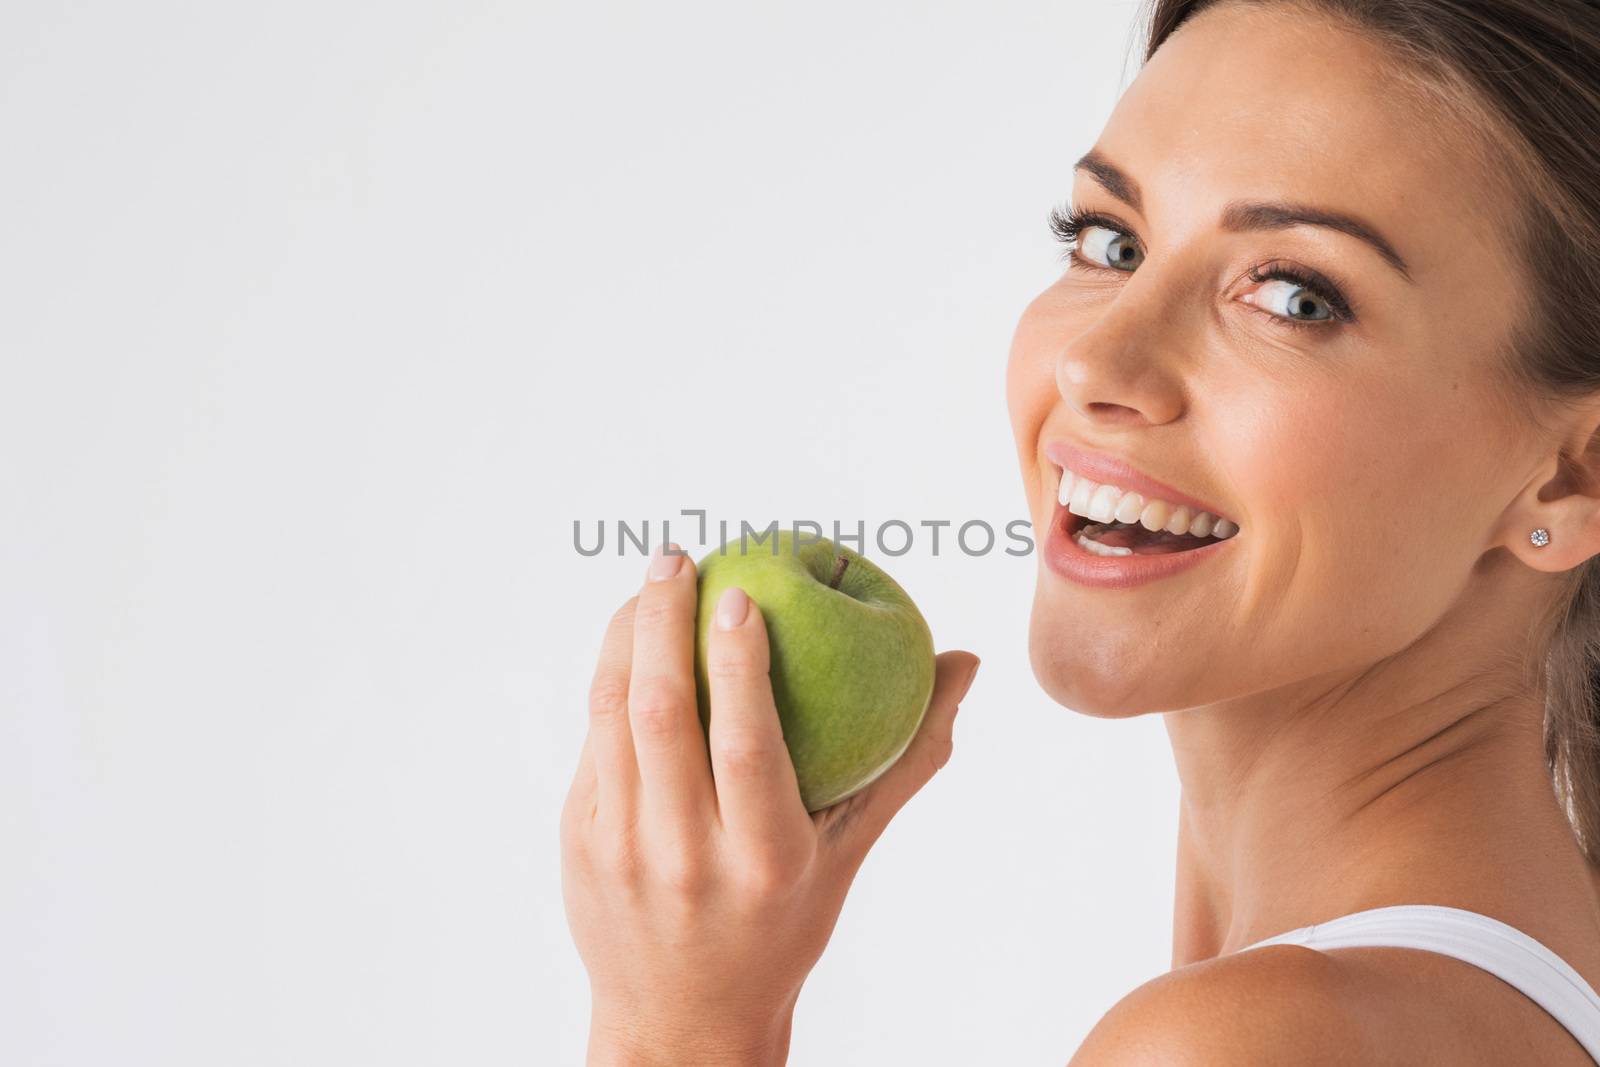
<box><xmin>561</xmin><ymin>1</ymin><xmax>1600</xmax><ymax>1061</ymax></box>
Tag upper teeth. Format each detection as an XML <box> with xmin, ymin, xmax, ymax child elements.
<box><xmin>1057</xmin><ymin>468</ymin><xmax>1239</xmax><ymax>539</ymax></box>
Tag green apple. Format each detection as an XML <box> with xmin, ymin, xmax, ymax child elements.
<box><xmin>693</xmin><ymin>531</ymin><xmax>937</xmax><ymax>812</ymax></box>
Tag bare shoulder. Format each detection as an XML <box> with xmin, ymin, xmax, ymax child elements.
<box><xmin>1069</xmin><ymin>945</ymin><xmax>1382</xmax><ymax>1066</ymax></box>
<box><xmin>1070</xmin><ymin>940</ymin><xmax>1593</xmax><ymax>1066</ymax></box>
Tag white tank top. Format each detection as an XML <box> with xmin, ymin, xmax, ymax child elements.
<box><xmin>1240</xmin><ymin>904</ymin><xmax>1600</xmax><ymax>1063</ymax></box>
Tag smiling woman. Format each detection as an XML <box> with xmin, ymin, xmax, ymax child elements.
<box><xmin>1008</xmin><ymin>0</ymin><xmax>1600</xmax><ymax>1062</ymax></box>
<box><xmin>561</xmin><ymin>1</ymin><xmax>1600</xmax><ymax>1063</ymax></box>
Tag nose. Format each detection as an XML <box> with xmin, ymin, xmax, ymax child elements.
<box><xmin>1054</xmin><ymin>276</ymin><xmax>1187</xmax><ymax>429</ymax></box>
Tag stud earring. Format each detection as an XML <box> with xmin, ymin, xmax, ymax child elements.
<box><xmin>1531</xmin><ymin>528</ymin><xmax>1551</xmax><ymax>547</ymax></box>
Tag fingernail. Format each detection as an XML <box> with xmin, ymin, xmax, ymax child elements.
<box><xmin>648</xmin><ymin>542</ymin><xmax>683</xmax><ymax>582</ymax></box>
<box><xmin>715</xmin><ymin>587</ymin><xmax>749</xmax><ymax>629</ymax></box>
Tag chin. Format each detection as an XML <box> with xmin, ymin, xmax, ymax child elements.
<box><xmin>1026</xmin><ymin>597</ymin><xmax>1159</xmax><ymax>719</ymax></box>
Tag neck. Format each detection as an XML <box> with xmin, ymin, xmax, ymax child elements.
<box><xmin>1166</xmin><ymin>564</ymin><xmax>1598</xmax><ymax>966</ymax></box>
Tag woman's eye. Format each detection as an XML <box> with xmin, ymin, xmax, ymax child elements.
<box><xmin>1049</xmin><ymin>202</ymin><xmax>1356</xmax><ymax>327</ymax></box>
<box><xmin>1247</xmin><ymin>279</ymin><xmax>1334</xmax><ymax>322</ymax></box>
<box><xmin>1079</xmin><ymin>224</ymin><xmax>1144</xmax><ymax>273</ymax></box>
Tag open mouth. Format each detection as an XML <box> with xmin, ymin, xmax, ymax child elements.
<box><xmin>1055</xmin><ymin>465</ymin><xmax>1240</xmax><ymax>558</ymax></box>
<box><xmin>1060</xmin><ymin>509</ymin><xmax>1229</xmax><ymax>556</ymax></box>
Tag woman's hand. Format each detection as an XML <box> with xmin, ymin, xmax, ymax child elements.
<box><xmin>560</xmin><ymin>544</ymin><xmax>980</xmax><ymax>1066</ymax></box>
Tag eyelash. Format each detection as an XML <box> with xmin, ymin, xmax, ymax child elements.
<box><xmin>1046</xmin><ymin>204</ymin><xmax>1357</xmax><ymax>328</ymax></box>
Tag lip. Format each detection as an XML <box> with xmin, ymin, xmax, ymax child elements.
<box><xmin>1044</xmin><ymin>440</ymin><xmax>1236</xmax><ymax>524</ymax></box>
<box><xmin>1043</xmin><ymin>503</ymin><xmax>1236</xmax><ymax>590</ymax></box>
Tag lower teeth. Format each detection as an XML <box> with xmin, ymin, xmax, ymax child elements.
<box><xmin>1075</xmin><ymin>530</ymin><xmax>1133</xmax><ymax>557</ymax></box>
<box><xmin>1074</xmin><ymin>518</ymin><xmax>1220</xmax><ymax>557</ymax></box>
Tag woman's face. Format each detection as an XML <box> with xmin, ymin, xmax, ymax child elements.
<box><xmin>1007</xmin><ymin>3</ymin><xmax>1542</xmax><ymax>716</ymax></box>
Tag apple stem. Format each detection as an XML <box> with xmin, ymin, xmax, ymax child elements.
<box><xmin>828</xmin><ymin>555</ymin><xmax>849</xmax><ymax>590</ymax></box>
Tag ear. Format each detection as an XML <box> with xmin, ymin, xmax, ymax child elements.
<box><xmin>1505</xmin><ymin>403</ymin><xmax>1600</xmax><ymax>574</ymax></box>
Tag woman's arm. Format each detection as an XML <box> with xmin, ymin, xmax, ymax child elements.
<box><xmin>560</xmin><ymin>546</ymin><xmax>979</xmax><ymax>1065</ymax></box>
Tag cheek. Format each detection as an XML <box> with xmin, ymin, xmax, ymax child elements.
<box><xmin>1007</xmin><ymin>302</ymin><xmax>1069</xmax><ymax>542</ymax></box>
<box><xmin>1228</xmin><ymin>380</ymin><xmax>1490</xmax><ymax>662</ymax></box>
<box><xmin>1006</xmin><ymin>294</ymin><xmax>1062</xmax><ymax>464</ymax></box>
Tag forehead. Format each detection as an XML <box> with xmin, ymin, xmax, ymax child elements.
<box><xmin>1097</xmin><ymin>3</ymin><xmax>1503</xmax><ymax>278</ymax></box>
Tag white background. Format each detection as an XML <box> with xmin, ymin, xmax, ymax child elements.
<box><xmin>3</xmin><ymin>2</ymin><xmax>1183</xmax><ymax>1063</ymax></box>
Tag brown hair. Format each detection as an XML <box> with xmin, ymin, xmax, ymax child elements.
<box><xmin>1139</xmin><ymin>0</ymin><xmax>1600</xmax><ymax>862</ymax></box>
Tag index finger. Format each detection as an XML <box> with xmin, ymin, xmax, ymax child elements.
<box><xmin>702</xmin><ymin>587</ymin><xmax>813</xmax><ymax>852</ymax></box>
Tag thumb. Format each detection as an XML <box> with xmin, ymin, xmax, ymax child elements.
<box><xmin>817</xmin><ymin>650</ymin><xmax>979</xmax><ymax>859</ymax></box>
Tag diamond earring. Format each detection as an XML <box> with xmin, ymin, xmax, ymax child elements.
<box><xmin>1531</xmin><ymin>528</ymin><xmax>1551</xmax><ymax>547</ymax></box>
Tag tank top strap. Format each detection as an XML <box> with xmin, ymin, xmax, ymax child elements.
<box><xmin>1241</xmin><ymin>904</ymin><xmax>1600</xmax><ymax>1063</ymax></box>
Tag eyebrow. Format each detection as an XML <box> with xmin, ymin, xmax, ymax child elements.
<box><xmin>1073</xmin><ymin>149</ymin><xmax>1414</xmax><ymax>283</ymax></box>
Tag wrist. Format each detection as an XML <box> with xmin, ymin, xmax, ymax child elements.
<box><xmin>587</xmin><ymin>996</ymin><xmax>797</xmax><ymax>1067</ymax></box>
